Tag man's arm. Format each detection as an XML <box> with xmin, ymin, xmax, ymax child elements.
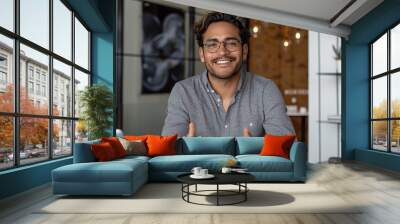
<box><xmin>262</xmin><ymin>81</ymin><xmax>295</xmax><ymax>135</ymax></box>
<box><xmin>161</xmin><ymin>83</ymin><xmax>190</xmax><ymax>137</ymax></box>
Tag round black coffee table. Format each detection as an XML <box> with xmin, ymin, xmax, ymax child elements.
<box><xmin>177</xmin><ymin>173</ymin><xmax>255</xmax><ymax>206</ymax></box>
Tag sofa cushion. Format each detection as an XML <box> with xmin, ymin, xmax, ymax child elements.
<box><xmin>178</xmin><ymin>137</ymin><xmax>235</xmax><ymax>155</ymax></box>
<box><xmin>235</xmin><ymin>137</ymin><xmax>264</xmax><ymax>155</ymax></box>
<box><xmin>236</xmin><ymin>155</ymin><xmax>293</xmax><ymax>172</ymax></box>
<box><xmin>148</xmin><ymin>154</ymin><xmax>235</xmax><ymax>172</ymax></box>
<box><xmin>53</xmin><ymin>159</ymin><xmax>147</xmax><ymax>183</ymax></box>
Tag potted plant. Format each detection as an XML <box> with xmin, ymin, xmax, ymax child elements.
<box><xmin>79</xmin><ymin>84</ymin><xmax>113</xmax><ymax>140</ymax></box>
<box><xmin>332</xmin><ymin>45</ymin><xmax>341</xmax><ymax>73</ymax></box>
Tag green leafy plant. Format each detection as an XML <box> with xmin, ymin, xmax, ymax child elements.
<box><xmin>332</xmin><ymin>45</ymin><xmax>341</xmax><ymax>60</ymax></box>
<box><xmin>79</xmin><ymin>84</ymin><xmax>113</xmax><ymax>140</ymax></box>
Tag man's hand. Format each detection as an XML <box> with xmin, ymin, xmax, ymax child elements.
<box><xmin>187</xmin><ymin>122</ymin><xmax>196</xmax><ymax>137</ymax></box>
<box><xmin>243</xmin><ymin>128</ymin><xmax>251</xmax><ymax>137</ymax></box>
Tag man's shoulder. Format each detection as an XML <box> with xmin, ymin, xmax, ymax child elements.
<box><xmin>247</xmin><ymin>73</ymin><xmax>275</xmax><ymax>88</ymax></box>
<box><xmin>174</xmin><ymin>74</ymin><xmax>201</xmax><ymax>89</ymax></box>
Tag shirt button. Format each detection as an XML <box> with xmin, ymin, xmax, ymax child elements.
<box><xmin>211</xmin><ymin>90</ymin><xmax>215</xmax><ymax>93</ymax></box>
<box><xmin>224</xmin><ymin>124</ymin><xmax>228</xmax><ymax>128</ymax></box>
<box><xmin>250</xmin><ymin>122</ymin><xmax>253</xmax><ymax>127</ymax></box>
<box><xmin>217</xmin><ymin>98</ymin><xmax>220</xmax><ymax>102</ymax></box>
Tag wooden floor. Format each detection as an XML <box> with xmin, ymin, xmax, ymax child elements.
<box><xmin>1</xmin><ymin>162</ymin><xmax>400</xmax><ymax>224</ymax></box>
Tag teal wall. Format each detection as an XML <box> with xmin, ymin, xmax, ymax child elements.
<box><xmin>0</xmin><ymin>0</ymin><xmax>115</xmax><ymax>200</ymax></box>
<box><xmin>0</xmin><ymin>158</ymin><xmax>72</xmax><ymax>199</ymax></box>
<box><xmin>343</xmin><ymin>0</ymin><xmax>400</xmax><ymax>171</ymax></box>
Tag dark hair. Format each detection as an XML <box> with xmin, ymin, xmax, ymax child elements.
<box><xmin>194</xmin><ymin>12</ymin><xmax>249</xmax><ymax>47</ymax></box>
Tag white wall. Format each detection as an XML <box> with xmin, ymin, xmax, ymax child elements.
<box><xmin>308</xmin><ymin>31</ymin><xmax>342</xmax><ymax>163</ymax></box>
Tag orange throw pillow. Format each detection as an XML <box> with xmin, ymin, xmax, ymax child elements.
<box><xmin>146</xmin><ymin>135</ymin><xmax>177</xmax><ymax>157</ymax></box>
<box><xmin>91</xmin><ymin>142</ymin><xmax>117</xmax><ymax>161</ymax></box>
<box><xmin>124</xmin><ymin>135</ymin><xmax>148</xmax><ymax>142</ymax></box>
<box><xmin>260</xmin><ymin>134</ymin><xmax>296</xmax><ymax>159</ymax></box>
<box><xmin>101</xmin><ymin>137</ymin><xmax>127</xmax><ymax>158</ymax></box>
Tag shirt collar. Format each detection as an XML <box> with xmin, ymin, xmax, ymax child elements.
<box><xmin>201</xmin><ymin>68</ymin><xmax>247</xmax><ymax>94</ymax></box>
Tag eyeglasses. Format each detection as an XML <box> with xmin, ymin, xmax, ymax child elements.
<box><xmin>202</xmin><ymin>39</ymin><xmax>242</xmax><ymax>53</ymax></box>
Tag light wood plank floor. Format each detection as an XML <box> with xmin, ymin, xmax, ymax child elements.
<box><xmin>1</xmin><ymin>162</ymin><xmax>400</xmax><ymax>224</ymax></box>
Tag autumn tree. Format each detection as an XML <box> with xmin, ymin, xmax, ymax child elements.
<box><xmin>0</xmin><ymin>84</ymin><xmax>59</xmax><ymax>152</ymax></box>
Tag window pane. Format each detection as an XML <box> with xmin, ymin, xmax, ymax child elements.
<box><xmin>0</xmin><ymin>34</ymin><xmax>14</xmax><ymax>112</ymax></box>
<box><xmin>74</xmin><ymin>69</ymin><xmax>89</xmax><ymax>118</ymax></box>
<box><xmin>372</xmin><ymin>33</ymin><xmax>387</xmax><ymax>76</ymax></box>
<box><xmin>0</xmin><ymin>116</ymin><xmax>13</xmax><ymax>170</ymax></box>
<box><xmin>372</xmin><ymin>76</ymin><xmax>387</xmax><ymax>119</ymax></box>
<box><xmin>75</xmin><ymin>120</ymin><xmax>88</xmax><ymax>143</ymax></box>
<box><xmin>391</xmin><ymin>24</ymin><xmax>400</xmax><ymax>70</ymax></box>
<box><xmin>391</xmin><ymin>72</ymin><xmax>400</xmax><ymax>118</ymax></box>
<box><xmin>53</xmin><ymin>59</ymin><xmax>72</xmax><ymax>117</ymax></box>
<box><xmin>0</xmin><ymin>0</ymin><xmax>14</xmax><ymax>31</ymax></box>
<box><xmin>20</xmin><ymin>0</ymin><xmax>49</xmax><ymax>49</ymax></box>
<box><xmin>391</xmin><ymin>120</ymin><xmax>400</xmax><ymax>153</ymax></box>
<box><xmin>372</xmin><ymin>121</ymin><xmax>388</xmax><ymax>151</ymax></box>
<box><xmin>20</xmin><ymin>117</ymin><xmax>49</xmax><ymax>165</ymax></box>
<box><xmin>20</xmin><ymin>44</ymin><xmax>49</xmax><ymax>115</ymax></box>
<box><xmin>75</xmin><ymin>18</ymin><xmax>89</xmax><ymax>70</ymax></box>
<box><xmin>53</xmin><ymin>0</ymin><xmax>72</xmax><ymax>60</ymax></box>
<box><xmin>53</xmin><ymin>119</ymin><xmax>72</xmax><ymax>158</ymax></box>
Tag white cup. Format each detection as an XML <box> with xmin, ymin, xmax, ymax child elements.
<box><xmin>221</xmin><ymin>167</ymin><xmax>232</xmax><ymax>174</ymax></box>
<box><xmin>200</xmin><ymin>169</ymin><xmax>208</xmax><ymax>176</ymax></box>
<box><xmin>191</xmin><ymin>167</ymin><xmax>202</xmax><ymax>176</ymax></box>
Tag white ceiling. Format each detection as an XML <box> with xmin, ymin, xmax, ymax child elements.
<box><xmin>163</xmin><ymin>0</ymin><xmax>384</xmax><ymax>38</ymax></box>
<box><xmin>226</xmin><ymin>0</ymin><xmax>352</xmax><ymax>23</ymax></box>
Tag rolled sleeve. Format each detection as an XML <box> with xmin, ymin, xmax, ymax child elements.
<box><xmin>161</xmin><ymin>83</ymin><xmax>189</xmax><ymax>137</ymax></box>
<box><xmin>262</xmin><ymin>81</ymin><xmax>295</xmax><ymax>135</ymax></box>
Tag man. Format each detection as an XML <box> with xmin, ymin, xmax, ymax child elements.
<box><xmin>162</xmin><ymin>12</ymin><xmax>294</xmax><ymax>137</ymax></box>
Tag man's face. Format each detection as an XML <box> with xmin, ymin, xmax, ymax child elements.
<box><xmin>199</xmin><ymin>21</ymin><xmax>248</xmax><ymax>80</ymax></box>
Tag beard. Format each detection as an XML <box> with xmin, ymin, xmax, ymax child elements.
<box><xmin>204</xmin><ymin>55</ymin><xmax>243</xmax><ymax>80</ymax></box>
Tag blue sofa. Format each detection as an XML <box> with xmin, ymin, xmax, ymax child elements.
<box><xmin>52</xmin><ymin>137</ymin><xmax>306</xmax><ymax>196</ymax></box>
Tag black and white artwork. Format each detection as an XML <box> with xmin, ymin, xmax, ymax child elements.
<box><xmin>141</xmin><ymin>1</ymin><xmax>185</xmax><ymax>94</ymax></box>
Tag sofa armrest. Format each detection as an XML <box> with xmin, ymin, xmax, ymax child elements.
<box><xmin>289</xmin><ymin>141</ymin><xmax>307</xmax><ymax>181</ymax></box>
<box><xmin>73</xmin><ymin>140</ymin><xmax>100</xmax><ymax>163</ymax></box>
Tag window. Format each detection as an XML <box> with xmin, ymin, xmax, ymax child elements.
<box><xmin>0</xmin><ymin>0</ymin><xmax>14</xmax><ymax>32</ymax></box>
<box><xmin>75</xmin><ymin>18</ymin><xmax>90</xmax><ymax>70</ymax></box>
<box><xmin>29</xmin><ymin>67</ymin><xmax>34</xmax><ymax>80</ymax></box>
<box><xmin>42</xmin><ymin>85</ymin><xmax>46</xmax><ymax>97</ymax></box>
<box><xmin>28</xmin><ymin>81</ymin><xmax>34</xmax><ymax>94</ymax></box>
<box><xmin>0</xmin><ymin>55</ymin><xmax>7</xmax><ymax>67</ymax></box>
<box><xmin>371</xmin><ymin>23</ymin><xmax>400</xmax><ymax>154</ymax></box>
<box><xmin>20</xmin><ymin>0</ymin><xmax>49</xmax><ymax>49</ymax></box>
<box><xmin>0</xmin><ymin>71</ymin><xmax>6</xmax><ymax>85</ymax></box>
<box><xmin>0</xmin><ymin>1</ymin><xmax>91</xmax><ymax>170</ymax></box>
<box><xmin>0</xmin><ymin>54</ymin><xmax>8</xmax><ymax>87</ymax></box>
<box><xmin>36</xmin><ymin>83</ymin><xmax>40</xmax><ymax>95</ymax></box>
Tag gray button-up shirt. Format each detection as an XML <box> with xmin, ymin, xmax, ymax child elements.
<box><xmin>161</xmin><ymin>69</ymin><xmax>295</xmax><ymax>137</ymax></box>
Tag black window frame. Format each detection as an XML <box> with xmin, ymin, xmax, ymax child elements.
<box><xmin>0</xmin><ymin>0</ymin><xmax>92</xmax><ymax>171</ymax></box>
<box><xmin>370</xmin><ymin>20</ymin><xmax>400</xmax><ymax>154</ymax></box>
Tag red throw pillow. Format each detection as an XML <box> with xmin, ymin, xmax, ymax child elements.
<box><xmin>101</xmin><ymin>137</ymin><xmax>127</xmax><ymax>158</ymax></box>
<box><xmin>146</xmin><ymin>135</ymin><xmax>177</xmax><ymax>157</ymax></box>
<box><xmin>259</xmin><ymin>134</ymin><xmax>296</xmax><ymax>159</ymax></box>
<box><xmin>91</xmin><ymin>142</ymin><xmax>117</xmax><ymax>161</ymax></box>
